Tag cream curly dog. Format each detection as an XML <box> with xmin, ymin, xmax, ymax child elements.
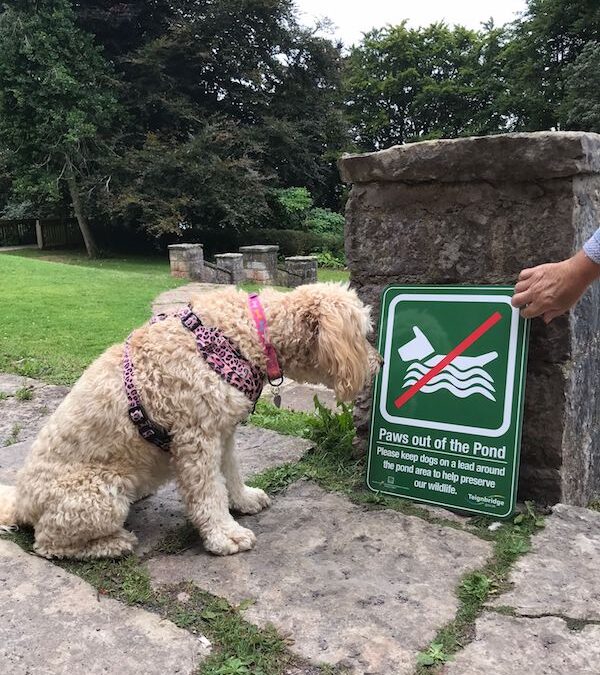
<box><xmin>0</xmin><ymin>283</ymin><xmax>380</xmax><ymax>559</ymax></box>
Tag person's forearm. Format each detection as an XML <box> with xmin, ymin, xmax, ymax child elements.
<box><xmin>583</xmin><ymin>227</ymin><xmax>600</xmax><ymax>265</ymax></box>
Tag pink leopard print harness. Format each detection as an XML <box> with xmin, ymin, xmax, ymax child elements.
<box><xmin>124</xmin><ymin>305</ymin><xmax>265</xmax><ymax>452</ymax></box>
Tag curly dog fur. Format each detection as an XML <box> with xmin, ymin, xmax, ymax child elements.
<box><xmin>0</xmin><ymin>283</ymin><xmax>380</xmax><ymax>559</ymax></box>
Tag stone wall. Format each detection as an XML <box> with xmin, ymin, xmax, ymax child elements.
<box><xmin>168</xmin><ymin>244</ymin><xmax>204</xmax><ymax>280</ymax></box>
<box><xmin>339</xmin><ymin>132</ymin><xmax>600</xmax><ymax>506</ymax></box>
<box><xmin>239</xmin><ymin>245</ymin><xmax>279</xmax><ymax>284</ymax></box>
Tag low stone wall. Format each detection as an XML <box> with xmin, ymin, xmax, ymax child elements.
<box><xmin>339</xmin><ymin>131</ymin><xmax>600</xmax><ymax>506</ymax></box>
<box><xmin>285</xmin><ymin>256</ymin><xmax>318</xmax><ymax>287</ymax></box>
<box><xmin>169</xmin><ymin>243</ymin><xmax>319</xmax><ymax>288</ymax></box>
<box><xmin>168</xmin><ymin>244</ymin><xmax>204</xmax><ymax>280</ymax></box>
<box><xmin>239</xmin><ymin>245</ymin><xmax>279</xmax><ymax>284</ymax></box>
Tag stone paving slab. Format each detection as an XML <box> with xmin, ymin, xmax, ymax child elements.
<box><xmin>273</xmin><ymin>382</ymin><xmax>336</xmax><ymax>413</ymax></box>
<box><xmin>152</xmin><ymin>283</ymin><xmax>221</xmax><ymax>314</ymax></box>
<box><xmin>129</xmin><ymin>426</ymin><xmax>313</xmax><ymax>555</ymax></box>
<box><xmin>0</xmin><ymin>374</ymin><xmax>68</xmax><ymax>447</ymax></box>
<box><xmin>0</xmin><ymin>440</ymin><xmax>31</xmax><ymax>483</ymax></box>
<box><xmin>147</xmin><ymin>480</ymin><xmax>493</xmax><ymax>674</ymax></box>
<box><xmin>447</xmin><ymin>613</ymin><xmax>600</xmax><ymax>675</ymax></box>
<box><xmin>0</xmin><ymin>539</ymin><xmax>209</xmax><ymax>674</ymax></box>
<box><xmin>490</xmin><ymin>504</ymin><xmax>600</xmax><ymax>619</ymax></box>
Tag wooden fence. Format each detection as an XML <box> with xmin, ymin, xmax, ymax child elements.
<box><xmin>0</xmin><ymin>218</ymin><xmax>82</xmax><ymax>249</ymax></box>
<box><xmin>0</xmin><ymin>219</ymin><xmax>37</xmax><ymax>246</ymax></box>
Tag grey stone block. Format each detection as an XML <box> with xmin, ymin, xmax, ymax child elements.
<box><xmin>339</xmin><ymin>132</ymin><xmax>600</xmax><ymax>505</ymax></box>
<box><xmin>240</xmin><ymin>244</ymin><xmax>279</xmax><ymax>284</ymax></box>
<box><xmin>447</xmin><ymin>613</ymin><xmax>600</xmax><ymax>675</ymax></box>
<box><xmin>285</xmin><ymin>256</ymin><xmax>318</xmax><ymax>287</ymax></box>
<box><xmin>0</xmin><ymin>540</ymin><xmax>209</xmax><ymax>673</ymax></box>
<box><xmin>489</xmin><ymin>504</ymin><xmax>600</xmax><ymax>619</ymax></box>
<box><xmin>168</xmin><ymin>243</ymin><xmax>204</xmax><ymax>280</ymax></box>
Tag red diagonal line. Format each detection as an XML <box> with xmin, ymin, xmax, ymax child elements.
<box><xmin>394</xmin><ymin>311</ymin><xmax>503</xmax><ymax>409</ymax></box>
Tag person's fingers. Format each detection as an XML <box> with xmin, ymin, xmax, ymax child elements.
<box><xmin>518</xmin><ymin>267</ymin><xmax>536</xmax><ymax>281</ymax></box>
<box><xmin>514</xmin><ymin>279</ymin><xmax>533</xmax><ymax>294</ymax></box>
<box><xmin>511</xmin><ymin>287</ymin><xmax>535</xmax><ymax>308</ymax></box>
<box><xmin>520</xmin><ymin>300</ymin><xmax>545</xmax><ymax>318</ymax></box>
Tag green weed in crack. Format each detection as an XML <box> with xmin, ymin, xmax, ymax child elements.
<box><xmin>4</xmin><ymin>423</ymin><xmax>22</xmax><ymax>446</ymax></box>
<box><xmin>249</xmin><ymin>398</ymin><xmax>469</xmax><ymax>530</ymax></box>
<box><xmin>415</xmin><ymin>504</ymin><xmax>547</xmax><ymax>673</ymax></box>
<box><xmin>15</xmin><ymin>386</ymin><xmax>33</xmax><ymax>401</ymax></box>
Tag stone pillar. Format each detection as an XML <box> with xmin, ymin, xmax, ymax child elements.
<box><xmin>239</xmin><ymin>245</ymin><xmax>279</xmax><ymax>284</ymax></box>
<box><xmin>285</xmin><ymin>256</ymin><xmax>318</xmax><ymax>287</ymax></box>
<box><xmin>168</xmin><ymin>243</ymin><xmax>204</xmax><ymax>280</ymax></box>
<box><xmin>339</xmin><ymin>132</ymin><xmax>600</xmax><ymax>507</ymax></box>
<box><xmin>214</xmin><ymin>253</ymin><xmax>244</xmax><ymax>284</ymax></box>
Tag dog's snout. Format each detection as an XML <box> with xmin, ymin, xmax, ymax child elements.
<box><xmin>367</xmin><ymin>344</ymin><xmax>383</xmax><ymax>375</ymax></box>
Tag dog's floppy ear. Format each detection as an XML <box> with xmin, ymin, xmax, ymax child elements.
<box><xmin>315</xmin><ymin>296</ymin><xmax>372</xmax><ymax>402</ymax></box>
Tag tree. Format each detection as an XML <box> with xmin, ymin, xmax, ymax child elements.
<box><xmin>562</xmin><ymin>41</ymin><xmax>600</xmax><ymax>132</ymax></box>
<box><xmin>343</xmin><ymin>22</ymin><xmax>510</xmax><ymax>151</ymax></box>
<box><xmin>502</xmin><ymin>0</ymin><xmax>600</xmax><ymax>131</ymax></box>
<box><xmin>0</xmin><ymin>0</ymin><xmax>120</xmax><ymax>257</ymax></box>
<box><xmin>74</xmin><ymin>0</ymin><xmax>348</xmax><ymax>237</ymax></box>
<box><xmin>104</xmin><ymin>118</ymin><xmax>270</xmax><ymax>238</ymax></box>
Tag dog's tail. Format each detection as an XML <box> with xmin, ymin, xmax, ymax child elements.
<box><xmin>0</xmin><ymin>485</ymin><xmax>18</xmax><ymax>531</ymax></box>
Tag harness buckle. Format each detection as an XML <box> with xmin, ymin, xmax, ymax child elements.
<box><xmin>181</xmin><ymin>309</ymin><xmax>202</xmax><ymax>332</ymax></box>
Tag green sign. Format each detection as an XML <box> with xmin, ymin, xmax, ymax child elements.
<box><xmin>367</xmin><ymin>286</ymin><xmax>530</xmax><ymax>517</ymax></box>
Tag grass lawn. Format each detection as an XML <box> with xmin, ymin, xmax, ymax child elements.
<box><xmin>0</xmin><ymin>251</ymin><xmax>186</xmax><ymax>384</ymax></box>
<box><xmin>0</xmin><ymin>249</ymin><xmax>349</xmax><ymax>385</ymax></box>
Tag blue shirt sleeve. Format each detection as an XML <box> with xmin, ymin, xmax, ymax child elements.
<box><xmin>583</xmin><ymin>227</ymin><xmax>600</xmax><ymax>264</ymax></box>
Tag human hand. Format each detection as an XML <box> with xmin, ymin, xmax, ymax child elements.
<box><xmin>511</xmin><ymin>250</ymin><xmax>600</xmax><ymax>323</ymax></box>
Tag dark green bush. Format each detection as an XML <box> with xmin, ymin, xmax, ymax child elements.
<box><xmin>244</xmin><ymin>228</ymin><xmax>344</xmax><ymax>257</ymax></box>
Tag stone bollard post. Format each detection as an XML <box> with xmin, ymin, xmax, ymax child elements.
<box><xmin>239</xmin><ymin>245</ymin><xmax>279</xmax><ymax>284</ymax></box>
<box><xmin>168</xmin><ymin>243</ymin><xmax>204</xmax><ymax>280</ymax></box>
<box><xmin>285</xmin><ymin>256</ymin><xmax>318</xmax><ymax>287</ymax></box>
<box><xmin>214</xmin><ymin>253</ymin><xmax>244</xmax><ymax>284</ymax></box>
<box><xmin>339</xmin><ymin>132</ymin><xmax>600</xmax><ymax>506</ymax></box>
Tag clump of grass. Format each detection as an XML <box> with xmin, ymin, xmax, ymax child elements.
<box><xmin>4</xmin><ymin>423</ymin><xmax>22</xmax><ymax>446</ymax></box>
<box><xmin>0</xmin><ymin>391</ymin><xmax>7</xmax><ymax>400</ymax></box>
<box><xmin>248</xmin><ymin>400</ymin><xmax>313</xmax><ymax>437</ymax></box>
<box><xmin>250</xmin><ymin>398</ymin><xmax>460</xmax><ymax>528</ymax></box>
<box><xmin>15</xmin><ymin>386</ymin><xmax>33</xmax><ymax>401</ymax></box>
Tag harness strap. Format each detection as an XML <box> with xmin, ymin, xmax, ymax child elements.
<box><xmin>123</xmin><ymin>336</ymin><xmax>172</xmax><ymax>452</ymax></box>
<box><xmin>123</xmin><ymin>305</ymin><xmax>266</xmax><ymax>453</ymax></box>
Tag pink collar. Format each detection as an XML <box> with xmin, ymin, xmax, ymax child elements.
<box><xmin>247</xmin><ymin>293</ymin><xmax>283</xmax><ymax>385</ymax></box>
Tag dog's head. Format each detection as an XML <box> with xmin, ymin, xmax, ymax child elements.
<box><xmin>277</xmin><ymin>283</ymin><xmax>382</xmax><ymax>402</ymax></box>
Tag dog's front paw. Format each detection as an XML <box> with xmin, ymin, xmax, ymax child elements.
<box><xmin>204</xmin><ymin>522</ymin><xmax>256</xmax><ymax>556</ymax></box>
<box><xmin>230</xmin><ymin>486</ymin><xmax>271</xmax><ymax>515</ymax></box>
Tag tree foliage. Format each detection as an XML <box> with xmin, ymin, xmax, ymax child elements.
<box><xmin>0</xmin><ymin>0</ymin><xmax>120</xmax><ymax>255</ymax></box>
<box><xmin>344</xmin><ymin>22</ymin><xmax>513</xmax><ymax>149</ymax></box>
<box><xmin>1</xmin><ymin>0</ymin><xmax>600</xmax><ymax>254</ymax></box>
<box><xmin>562</xmin><ymin>41</ymin><xmax>600</xmax><ymax>132</ymax></box>
<box><xmin>75</xmin><ymin>0</ymin><xmax>347</xmax><ymax>238</ymax></box>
